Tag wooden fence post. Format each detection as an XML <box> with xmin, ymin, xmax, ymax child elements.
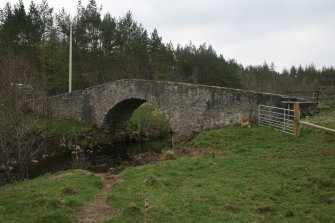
<box><xmin>294</xmin><ymin>102</ymin><xmax>300</xmax><ymax>137</ymax></box>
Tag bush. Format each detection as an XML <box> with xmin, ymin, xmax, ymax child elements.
<box><xmin>162</xmin><ymin>150</ymin><xmax>177</xmax><ymax>160</ymax></box>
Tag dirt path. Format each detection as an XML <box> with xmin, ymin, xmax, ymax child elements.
<box><xmin>76</xmin><ymin>173</ymin><xmax>119</xmax><ymax>223</ymax></box>
<box><xmin>75</xmin><ymin>148</ymin><xmax>209</xmax><ymax>223</ymax></box>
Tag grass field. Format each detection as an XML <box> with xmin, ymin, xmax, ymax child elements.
<box><xmin>0</xmin><ymin>170</ymin><xmax>101</xmax><ymax>223</ymax></box>
<box><xmin>107</xmin><ymin>112</ymin><xmax>335</xmax><ymax>222</ymax></box>
<box><xmin>0</xmin><ymin>108</ymin><xmax>333</xmax><ymax>222</ymax></box>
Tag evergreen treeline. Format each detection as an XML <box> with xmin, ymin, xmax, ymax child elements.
<box><xmin>1</xmin><ymin>0</ymin><xmax>334</xmax><ymax>95</ymax></box>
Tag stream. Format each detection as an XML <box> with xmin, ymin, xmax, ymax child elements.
<box><xmin>0</xmin><ymin>138</ymin><xmax>171</xmax><ymax>186</ymax></box>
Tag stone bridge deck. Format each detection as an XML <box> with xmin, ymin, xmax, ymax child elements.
<box><xmin>38</xmin><ymin>79</ymin><xmax>292</xmax><ymax>140</ymax></box>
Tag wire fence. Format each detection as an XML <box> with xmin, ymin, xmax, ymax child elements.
<box><xmin>258</xmin><ymin>105</ymin><xmax>298</xmax><ymax>136</ymax></box>
<box><xmin>286</xmin><ymin>86</ymin><xmax>335</xmax><ymax>105</ymax></box>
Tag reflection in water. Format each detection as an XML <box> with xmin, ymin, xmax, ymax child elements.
<box><xmin>0</xmin><ymin>138</ymin><xmax>171</xmax><ymax>185</ymax></box>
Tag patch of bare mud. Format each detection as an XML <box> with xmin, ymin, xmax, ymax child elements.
<box><xmin>76</xmin><ymin>173</ymin><xmax>121</xmax><ymax>223</ymax></box>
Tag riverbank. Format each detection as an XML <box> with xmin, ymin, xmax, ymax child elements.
<box><xmin>0</xmin><ymin>109</ymin><xmax>171</xmax><ymax>185</ymax></box>
<box><xmin>0</xmin><ymin>133</ymin><xmax>171</xmax><ymax>186</ymax></box>
<box><xmin>0</xmin><ymin>107</ymin><xmax>334</xmax><ymax>222</ymax></box>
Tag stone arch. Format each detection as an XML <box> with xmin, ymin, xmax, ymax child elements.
<box><xmin>102</xmin><ymin>98</ymin><xmax>173</xmax><ymax>137</ymax></box>
<box><xmin>103</xmin><ymin>98</ymin><xmax>145</xmax><ymax>134</ymax></box>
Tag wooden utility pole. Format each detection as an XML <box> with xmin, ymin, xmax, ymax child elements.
<box><xmin>294</xmin><ymin>102</ymin><xmax>300</xmax><ymax>137</ymax></box>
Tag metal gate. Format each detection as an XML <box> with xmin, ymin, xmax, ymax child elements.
<box><xmin>258</xmin><ymin>105</ymin><xmax>297</xmax><ymax>136</ymax></box>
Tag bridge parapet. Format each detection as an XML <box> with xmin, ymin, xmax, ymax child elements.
<box><xmin>39</xmin><ymin>79</ymin><xmax>293</xmax><ymax>141</ymax></box>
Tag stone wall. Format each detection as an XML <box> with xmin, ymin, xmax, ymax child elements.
<box><xmin>44</xmin><ymin>79</ymin><xmax>287</xmax><ymax>140</ymax></box>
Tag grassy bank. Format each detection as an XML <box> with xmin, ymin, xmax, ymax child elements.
<box><xmin>129</xmin><ymin>103</ymin><xmax>170</xmax><ymax>138</ymax></box>
<box><xmin>34</xmin><ymin>116</ymin><xmax>91</xmax><ymax>136</ymax></box>
<box><xmin>0</xmin><ymin>170</ymin><xmax>101</xmax><ymax>223</ymax></box>
<box><xmin>0</xmin><ymin>108</ymin><xmax>333</xmax><ymax>222</ymax></box>
<box><xmin>107</xmin><ymin>115</ymin><xmax>334</xmax><ymax>222</ymax></box>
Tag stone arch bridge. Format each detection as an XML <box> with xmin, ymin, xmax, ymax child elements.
<box><xmin>41</xmin><ymin>79</ymin><xmax>289</xmax><ymax>140</ymax></box>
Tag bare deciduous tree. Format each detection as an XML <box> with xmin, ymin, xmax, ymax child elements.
<box><xmin>0</xmin><ymin>51</ymin><xmax>49</xmax><ymax>182</ymax></box>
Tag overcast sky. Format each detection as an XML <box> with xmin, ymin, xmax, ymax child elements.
<box><xmin>1</xmin><ymin>0</ymin><xmax>335</xmax><ymax>71</ymax></box>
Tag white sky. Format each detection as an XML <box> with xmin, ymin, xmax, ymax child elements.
<box><xmin>1</xmin><ymin>0</ymin><xmax>335</xmax><ymax>71</ymax></box>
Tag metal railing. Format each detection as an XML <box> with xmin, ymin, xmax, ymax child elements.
<box><xmin>258</xmin><ymin>105</ymin><xmax>298</xmax><ymax>136</ymax></box>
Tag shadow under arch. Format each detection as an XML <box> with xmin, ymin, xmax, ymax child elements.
<box><xmin>102</xmin><ymin>98</ymin><xmax>172</xmax><ymax>140</ymax></box>
<box><xmin>103</xmin><ymin>98</ymin><xmax>146</xmax><ymax>134</ymax></box>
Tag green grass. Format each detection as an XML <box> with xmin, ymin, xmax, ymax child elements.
<box><xmin>1</xmin><ymin>105</ymin><xmax>91</xmax><ymax>136</ymax></box>
<box><xmin>304</xmin><ymin>106</ymin><xmax>335</xmax><ymax>129</ymax></box>
<box><xmin>0</xmin><ymin>170</ymin><xmax>101</xmax><ymax>223</ymax></box>
<box><xmin>106</xmin><ymin>112</ymin><xmax>335</xmax><ymax>222</ymax></box>
<box><xmin>129</xmin><ymin>103</ymin><xmax>170</xmax><ymax>137</ymax></box>
<box><xmin>34</xmin><ymin>116</ymin><xmax>91</xmax><ymax>136</ymax></box>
